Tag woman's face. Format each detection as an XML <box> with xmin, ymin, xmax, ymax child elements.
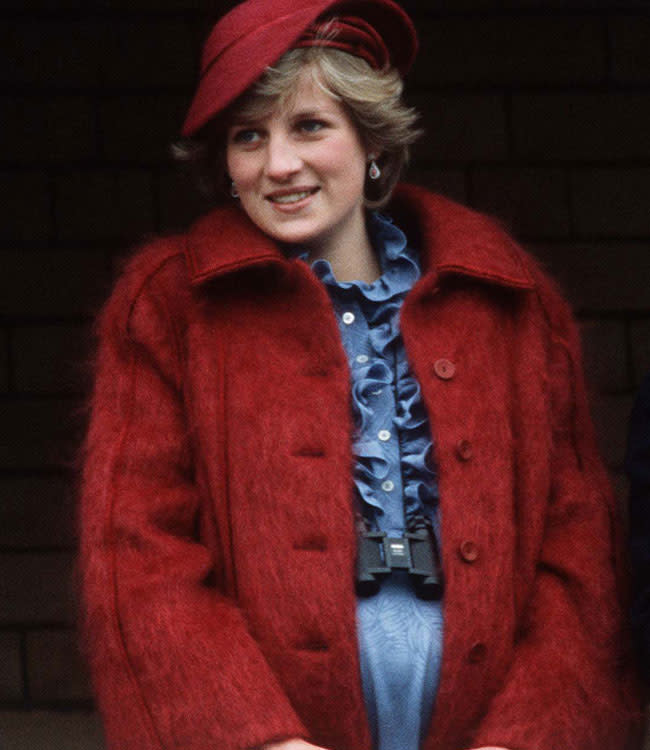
<box><xmin>226</xmin><ymin>69</ymin><xmax>369</xmax><ymax>254</ymax></box>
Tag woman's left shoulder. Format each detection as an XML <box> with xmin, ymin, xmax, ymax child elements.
<box><xmin>391</xmin><ymin>183</ymin><xmax>575</xmax><ymax>325</ymax></box>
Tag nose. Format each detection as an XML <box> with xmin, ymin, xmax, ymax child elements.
<box><xmin>264</xmin><ymin>132</ymin><xmax>302</xmax><ymax>181</ymax></box>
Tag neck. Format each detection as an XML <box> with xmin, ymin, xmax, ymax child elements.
<box><xmin>306</xmin><ymin>214</ymin><xmax>381</xmax><ymax>284</ymax></box>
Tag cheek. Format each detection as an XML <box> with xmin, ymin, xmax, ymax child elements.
<box><xmin>322</xmin><ymin>140</ymin><xmax>367</xmax><ymax>185</ymax></box>
<box><xmin>225</xmin><ymin>147</ymin><xmax>236</xmax><ymax>179</ymax></box>
<box><xmin>226</xmin><ymin>150</ymin><xmax>253</xmax><ymax>186</ymax></box>
<box><xmin>332</xmin><ymin>158</ymin><xmax>367</xmax><ymax>198</ymax></box>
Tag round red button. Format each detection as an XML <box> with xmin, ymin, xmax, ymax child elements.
<box><xmin>456</xmin><ymin>439</ymin><xmax>473</xmax><ymax>461</ymax></box>
<box><xmin>459</xmin><ymin>540</ymin><xmax>479</xmax><ymax>562</ymax></box>
<box><xmin>433</xmin><ymin>358</ymin><xmax>456</xmax><ymax>380</ymax></box>
<box><xmin>468</xmin><ymin>642</ymin><xmax>487</xmax><ymax>663</ymax></box>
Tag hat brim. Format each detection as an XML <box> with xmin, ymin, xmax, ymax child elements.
<box><xmin>181</xmin><ymin>0</ymin><xmax>417</xmax><ymax>137</ymax></box>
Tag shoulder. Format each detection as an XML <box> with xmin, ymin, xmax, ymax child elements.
<box><xmin>391</xmin><ymin>183</ymin><xmax>575</xmax><ymax>336</ymax></box>
<box><xmin>118</xmin><ymin>234</ymin><xmax>188</xmax><ymax>298</ymax></box>
<box><xmin>99</xmin><ymin>202</ymin><xmax>246</xmax><ymax>329</ymax></box>
<box><xmin>98</xmin><ymin>235</ymin><xmax>190</xmax><ymax>339</ymax></box>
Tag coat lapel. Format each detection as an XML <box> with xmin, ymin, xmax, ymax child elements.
<box><xmin>389</xmin><ymin>184</ymin><xmax>535</xmax><ymax>290</ymax></box>
<box><xmin>184</xmin><ymin>204</ymin><xmax>289</xmax><ymax>284</ymax></box>
<box><xmin>183</xmin><ymin>185</ymin><xmax>537</xmax><ymax>292</ymax></box>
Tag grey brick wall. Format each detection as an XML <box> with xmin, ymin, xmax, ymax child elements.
<box><xmin>2</xmin><ymin>1</ymin><xmax>649</xmax><ymax>748</ymax></box>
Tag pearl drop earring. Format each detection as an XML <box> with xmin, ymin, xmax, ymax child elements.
<box><xmin>230</xmin><ymin>181</ymin><xmax>239</xmax><ymax>198</ymax></box>
<box><xmin>368</xmin><ymin>157</ymin><xmax>381</xmax><ymax>180</ymax></box>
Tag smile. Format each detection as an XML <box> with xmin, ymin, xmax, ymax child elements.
<box><xmin>266</xmin><ymin>187</ymin><xmax>319</xmax><ymax>204</ymax></box>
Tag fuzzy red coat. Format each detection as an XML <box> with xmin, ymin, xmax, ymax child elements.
<box><xmin>80</xmin><ymin>184</ymin><xmax>640</xmax><ymax>750</ymax></box>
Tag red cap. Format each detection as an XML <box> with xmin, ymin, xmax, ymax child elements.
<box><xmin>181</xmin><ymin>0</ymin><xmax>418</xmax><ymax>137</ymax></box>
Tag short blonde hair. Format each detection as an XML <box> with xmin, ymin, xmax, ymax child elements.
<box><xmin>173</xmin><ymin>45</ymin><xmax>421</xmax><ymax>209</ymax></box>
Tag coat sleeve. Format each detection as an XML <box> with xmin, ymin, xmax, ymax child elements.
<box><xmin>79</xmin><ymin>257</ymin><xmax>308</xmax><ymax>750</ymax></box>
<box><xmin>469</xmin><ymin>284</ymin><xmax>641</xmax><ymax>750</ymax></box>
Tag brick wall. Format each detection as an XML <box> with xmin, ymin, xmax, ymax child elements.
<box><xmin>2</xmin><ymin>0</ymin><xmax>649</xmax><ymax>747</ymax></box>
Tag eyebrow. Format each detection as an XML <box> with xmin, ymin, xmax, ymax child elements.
<box><xmin>228</xmin><ymin>116</ymin><xmax>264</xmax><ymax>128</ymax></box>
<box><xmin>287</xmin><ymin>107</ymin><xmax>340</xmax><ymax>125</ymax></box>
<box><xmin>291</xmin><ymin>106</ymin><xmax>333</xmax><ymax>117</ymax></box>
<box><xmin>228</xmin><ymin>103</ymin><xmax>336</xmax><ymax>129</ymax></box>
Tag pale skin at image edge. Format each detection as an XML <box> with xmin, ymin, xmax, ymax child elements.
<box><xmin>224</xmin><ymin>69</ymin><xmax>511</xmax><ymax>750</ymax></box>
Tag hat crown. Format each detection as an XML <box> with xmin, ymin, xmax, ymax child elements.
<box><xmin>183</xmin><ymin>0</ymin><xmax>417</xmax><ymax>136</ymax></box>
<box><xmin>201</xmin><ymin>0</ymin><xmax>328</xmax><ymax>72</ymax></box>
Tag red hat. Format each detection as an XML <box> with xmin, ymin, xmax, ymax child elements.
<box><xmin>181</xmin><ymin>0</ymin><xmax>417</xmax><ymax>137</ymax></box>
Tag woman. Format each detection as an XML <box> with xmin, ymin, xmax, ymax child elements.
<box><xmin>79</xmin><ymin>1</ymin><xmax>640</xmax><ymax>749</ymax></box>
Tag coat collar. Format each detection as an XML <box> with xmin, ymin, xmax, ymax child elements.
<box><xmin>184</xmin><ymin>204</ymin><xmax>288</xmax><ymax>284</ymax></box>
<box><xmin>184</xmin><ymin>183</ymin><xmax>535</xmax><ymax>291</ymax></box>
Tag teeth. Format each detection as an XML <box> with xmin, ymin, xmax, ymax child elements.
<box><xmin>272</xmin><ymin>191</ymin><xmax>312</xmax><ymax>204</ymax></box>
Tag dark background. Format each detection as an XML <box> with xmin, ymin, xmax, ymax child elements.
<box><xmin>1</xmin><ymin>0</ymin><xmax>649</xmax><ymax>747</ymax></box>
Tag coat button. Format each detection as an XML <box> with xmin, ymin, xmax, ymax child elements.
<box><xmin>459</xmin><ymin>540</ymin><xmax>479</xmax><ymax>563</ymax></box>
<box><xmin>433</xmin><ymin>358</ymin><xmax>456</xmax><ymax>380</ymax></box>
<box><xmin>468</xmin><ymin>642</ymin><xmax>487</xmax><ymax>663</ymax></box>
<box><xmin>456</xmin><ymin>439</ymin><xmax>473</xmax><ymax>461</ymax></box>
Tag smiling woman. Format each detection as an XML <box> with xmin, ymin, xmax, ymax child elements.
<box><xmin>79</xmin><ymin>1</ymin><xmax>641</xmax><ymax>749</ymax></box>
<box><xmin>225</xmin><ymin>71</ymin><xmax>370</xmax><ymax>266</ymax></box>
<box><xmin>173</xmin><ymin>42</ymin><xmax>420</xmax><ymax>213</ymax></box>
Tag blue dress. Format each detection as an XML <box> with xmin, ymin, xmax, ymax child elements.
<box><xmin>300</xmin><ymin>212</ymin><xmax>444</xmax><ymax>750</ymax></box>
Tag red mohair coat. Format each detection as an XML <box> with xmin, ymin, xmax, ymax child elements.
<box><xmin>80</xmin><ymin>184</ymin><xmax>641</xmax><ymax>750</ymax></box>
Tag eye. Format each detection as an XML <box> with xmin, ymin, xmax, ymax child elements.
<box><xmin>230</xmin><ymin>128</ymin><xmax>261</xmax><ymax>146</ymax></box>
<box><xmin>298</xmin><ymin>119</ymin><xmax>327</xmax><ymax>135</ymax></box>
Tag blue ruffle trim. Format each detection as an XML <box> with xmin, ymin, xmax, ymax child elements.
<box><xmin>302</xmin><ymin>213</ymin><xmax>438</xmax><ymax>524</ymax></box>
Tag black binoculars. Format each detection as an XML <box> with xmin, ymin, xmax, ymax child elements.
<box><xmin>356</xmin><ymin>515</ymin><xmax>443</xmax><ymax>600</ymax></box>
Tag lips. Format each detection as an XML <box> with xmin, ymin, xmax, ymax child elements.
<box><xmin>266</xmin><ymin>187</ymin><xmax>319</xmax><ymax>204</ymax></box>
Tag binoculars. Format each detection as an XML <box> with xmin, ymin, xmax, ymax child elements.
<box><xmin>356</xmin><ymin>515</ymin><xmax>443</xmax><ymax>600</ymax></box>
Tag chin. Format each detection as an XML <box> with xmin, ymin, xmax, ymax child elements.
<box><xmin>262</xmin><ymin>223</ymin><xmax>325</xmax><ymax>248</ymax></box>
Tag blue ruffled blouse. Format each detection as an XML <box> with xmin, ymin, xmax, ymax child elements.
<box><xmin>300</xmin><ymin>213</ymin><xmax>444</xmax><ymax>750</ymax></box>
